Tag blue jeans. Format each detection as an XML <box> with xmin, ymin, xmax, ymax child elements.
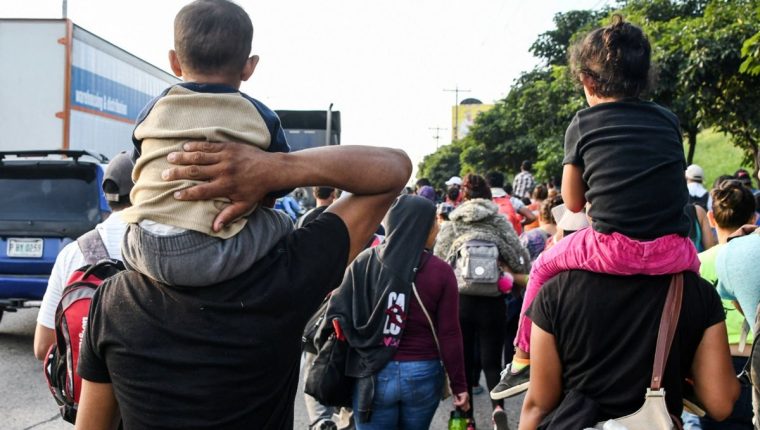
<box><xmin>354</xmin><ymin>360</ymin><xmax>443</xmax><ymax>430</ymax></box>
<box><xmin>682</xmin><ymin>411</ymin><xmax>703</xmax><ymax>430</ymax></box>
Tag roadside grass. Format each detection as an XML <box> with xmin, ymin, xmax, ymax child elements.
<box><xmin>686</xmin><ymin>129</ymin><xmax>751</xmax><ymax>188</ymax></box>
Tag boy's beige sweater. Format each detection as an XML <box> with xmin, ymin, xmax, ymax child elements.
<box><xmin>122</xmin><ymin>85</ymin><xmax>273</xmax><ymax>239</ymax></box>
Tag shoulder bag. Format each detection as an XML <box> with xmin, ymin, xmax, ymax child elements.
<box><xmin>594</xmin><ymin>273</ymin><xmax>685</xmax><ymax>430</ymax></box>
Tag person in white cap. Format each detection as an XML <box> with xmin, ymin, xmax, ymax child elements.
<box><xmin>445</xmin><ymin>176</ymin><xmax>464</xmax><ymax>207</ymax></box>
<box><xmin>33</xmin><ymin>150</ymin><xmax>135</xmax><ymax>360</ymax></box>
<box><xmin>445</xmin><ymin>176</ymin><xmax>463</xmax><ymax>187</ymax></box>
<box><xmin>686</xmin><ymin>164</ymin><xmax>708</xmax><ymax>209</ymax></box>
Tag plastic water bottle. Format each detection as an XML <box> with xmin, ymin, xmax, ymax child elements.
<box><xmin>448</xmin><ymin>408</ymin><xmax>468</xmax><ymax>430</ymax></box>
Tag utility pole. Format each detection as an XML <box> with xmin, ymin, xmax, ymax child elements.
<box><xmin>429</xmin><ymin>126</ymin><xmax>447</xmax><ymax>150</ymax></box>
<box><xmin>62</xmin><ymin>0</ymin><xmax>68</xmax><ymax>18</ymax></box>
<box><xmin>443</xmin><ymin>85</ymin><xmax>471</xmax><ymax>141</ymax></box>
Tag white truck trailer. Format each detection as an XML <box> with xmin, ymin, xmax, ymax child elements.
<box><xmin>0</xmin><ymin>19</ymin><xmax>179</xmax><ymax>158</ymax></box>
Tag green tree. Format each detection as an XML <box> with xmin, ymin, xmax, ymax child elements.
<box><xmin>417</xmin><ymin>140</ymin><xmax>463</xmax><ymax>190</ymax></box>
<box><xmin>530</xmin><ymin>10</ymin><xmax>606</xmax><ymax>66</ymax></box>
<box><xmin>421</xmin><ymin>0</ymin><xmax>760</xmax><ymax>182</ymax></box>
<box><xmin>692</xmin><ymin>1</ymin><xmax>760</xmax><ymax>177</ymax></box>
<box><xmin>418</xmin><ymin>10</ymin><xmax>593</xmax><ymax>184</ymax></box>
<box><xmin>617</xmin><ymin>0</ymin><xmax>707</xmax><ymax>21</ymax></box>
<box><xmin>616</xmin><ymin>0</ymin><xmax>710</xmax><ymax>164</ymax></box>
<box><xmin>741</xmin><ymin>31</ymin><xmax>760</xmax><ymax>76</ymax></box>
<box><xmin>460</xmin><ymin>100</ymin><xmax>539</xmax><ymax>175</ymax></box>
<box><xmin>740</xmin><ymin>3</ymin><xmax>760</xmax><ymax>76</ymax></box>
<box><xmin>632</xmin><ymin>0</ymin><xmax>760</xmax><ymax>175</ymax></box>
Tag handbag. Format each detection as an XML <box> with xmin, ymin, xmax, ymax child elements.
<box><xmin>593</xmin><ymin>273</ymin><xmax>685</xmax><ymax>430</ymax></box>
<box><xmin>411</xmin><ymin>282</ymin><xmax>453</xmax><ymax>400</ymax></box>
<box><xmin>304</xmin><ymin>320</ymin><xmax>354</xmax><ymax>408</ymax></box>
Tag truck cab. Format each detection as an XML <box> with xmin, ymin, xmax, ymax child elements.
<box><xmin>0</xmin><ymin>150</ymin><xmax>109</xmax><ymax>323</ymax></box>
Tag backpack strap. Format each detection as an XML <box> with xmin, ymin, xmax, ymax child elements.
<box><xmin>446</xmin><ymin>223</ymin><xmax>462</xmax><ymax>264</ymax></box>
<box><xmin>739</xmin><ymin>319</ymin><xmax>751</xmax><ymax>354</ymax></box>
<box><xmin>651</xmin><ymin>273</ymin><xmax>684</xmax><ymax>390</ymax></box>
<box><xmin>739</xmin><ymin>301</ymin><xmax>760</xmax><ymax>384</ymax></box>
<box><xmin>76</xmin><ymin>230</ymin><xmax>109</xmax><ymax>266</ymax></box>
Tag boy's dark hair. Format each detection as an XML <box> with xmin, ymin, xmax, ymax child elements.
<box><xmin>174</xmin><ymin>0</ymin><xmax>253</xmax><ymax>76</ymax></box>
<box><xmin>569</xmin><ymin>14</ymin><xmax>652</xmax><ymax>98</ymax></box>
<box><xmin>521</xmin><ymin>160</ymin><xmax>532</xmax><ymax>171</ymax></box>
<box><xmin>531</xmin><ymin>184</ymin><xmax>548</xmax><ymax>201</ymax></box>
<box><xmin>710</xmin><ymin>180</ymin><xmax>756</xmax><ymax>230</ymax></box>
<box><xmin>462</xmin><ymin>174</ymin><xmax>492</xmax><ymax>200</ymax></box>
<box><xmin>485</xmin><ymin>172</ymin><xmax>505</xmax><ymax>188</ymax></box>
<box><xmin>312</xmin><ymin>186</ymin><xmax>335</xmax><ymax>200</ymax></box>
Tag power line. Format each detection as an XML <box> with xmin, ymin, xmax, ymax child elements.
<box><xmin>443</xmin><ymin>86</ymin><xmax>471</xmax><ymax>141</ymax></box>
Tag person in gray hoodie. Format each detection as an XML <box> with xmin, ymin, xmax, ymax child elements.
<box><xmin>434</xmin><ymin>173</ymin><xmax>530</xmax><ymax>429</ymax></box>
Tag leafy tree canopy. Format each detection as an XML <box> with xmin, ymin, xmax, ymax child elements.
<box><xmin>418</xmin><ymin>0</ymin><xmax>760</xmax><ymax>186</ymax></box>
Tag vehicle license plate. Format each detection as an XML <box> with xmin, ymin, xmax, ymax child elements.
<box><xmin>7</xmin><ymin>238</ymin><xmax>43</xmax><ymax>258</ymax></box>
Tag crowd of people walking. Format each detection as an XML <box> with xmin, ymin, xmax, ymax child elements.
<box><xmin>30</xmin><ymin>2</ymin><xmax>760</xmax><ymax>430</ymax></box>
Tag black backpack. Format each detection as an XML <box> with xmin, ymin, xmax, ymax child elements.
<box><xmin>302</xmin><ymin>294</ymin><xmax>330</xmax><ymax>355</ymax></box>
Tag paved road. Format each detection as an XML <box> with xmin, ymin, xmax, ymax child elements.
<box><xmin>1</xmin><ymin>308</ymin><xmax>524</xmax><ymax>429</ymax></box>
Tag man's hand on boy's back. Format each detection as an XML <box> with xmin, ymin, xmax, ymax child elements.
<box><xmin>163</xmin><ymin>141</ymin><xmax>412</xmax><ymax>262</ymax></box>
<box><xmin>163</xmin><ymin>142</ymin><xmax>274</xmax><ymax>231</ymax></box>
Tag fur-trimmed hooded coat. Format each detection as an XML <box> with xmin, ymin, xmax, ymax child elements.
<box><xmin>434</xmin><ymin>198</ymin><xmax>531</xmax><ymax>274</ymax></box>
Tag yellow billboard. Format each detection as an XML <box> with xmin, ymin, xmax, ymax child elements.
<box><xmin>452</xmin><ymin>103</ymin><xmax>493</xmax><ymax>141</ymax></box>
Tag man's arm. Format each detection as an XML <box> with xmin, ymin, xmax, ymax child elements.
<box><xmin>33</xmin><ymin>245</ymin><xmax>75</xmax><ymax>360</ymax></box>
<box><xmin>519</xmin><ymin>323</ymin><xmax>562</xmax><ymax>430</ymax></box>
<box><xmin>517</xmin><ymin>206</ymin><xmax>537</xmax><ymax>225</ymax></box>
<box><xmin>33</xmin><ymin>325</ymin><xmax>55</xmax><ymax>360</ymax></box>
<box><xmin>691</xmin><ymin>322</ymin><xmax>739</xmax><ymax>421</ymax></box>
<box><xmin>162</xmin><ymin>143</ymin><xmax>411</xmax><ymax>262</ymax></box>
<box><xmin>74</xmin><ymin>380</ymin><xmax>120</xmax><ymax>430</ymax></box>
<box><xmin>561</xmin><ymin>164</ymin><xmax>587</xmax><ymax>213</ymax></box>
<box><xmin>695</xmin><ymin>205</ymin><xmax>717</xmax><ymax>250</ymax></box>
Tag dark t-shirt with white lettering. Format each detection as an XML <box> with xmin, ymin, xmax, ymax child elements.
<box><xmin>527</xmin><ymin>270</ymin><xmax>724</xmax><ymax>421</ymax></box>
<box><xmin>563</xmin><ymin>99</ymin><xmax>690</xmax><ymax>239</ymax></box>
<box><xmin>78</xmin><ymin>213</ymin><xmax>349</xmax><ymax>430</ymax></box>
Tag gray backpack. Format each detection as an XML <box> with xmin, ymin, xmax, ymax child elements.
<box><xmin>454</xmin><ymin>239</ymin><xmax>501</xmax><ymax>297</ymax></box>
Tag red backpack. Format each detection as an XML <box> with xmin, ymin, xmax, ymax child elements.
<box><xmin>43</xmin><ymin>230</ymin><xmax>124</xmax><ymax>423</ymax></box>
<box><xmin>493</xmin><ymin>195</ymin><xmax>523</xmax><ymax>235</ymax></box>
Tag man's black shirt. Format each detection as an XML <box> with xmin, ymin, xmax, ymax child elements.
<box><xmin>528</xmin><ymin>270</ymin><xmax>724</xmax><ymax>421</ymax></box>
<box><xmin>78</xmin><ymin>213</ymin><xmax>349</xmax><ymax>429</ymax></box>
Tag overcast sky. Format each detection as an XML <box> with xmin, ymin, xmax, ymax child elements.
<box><xmin>2</xmin><ymin>0</ymin><xmax>612</xmax><ymax>176</ymax></box>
